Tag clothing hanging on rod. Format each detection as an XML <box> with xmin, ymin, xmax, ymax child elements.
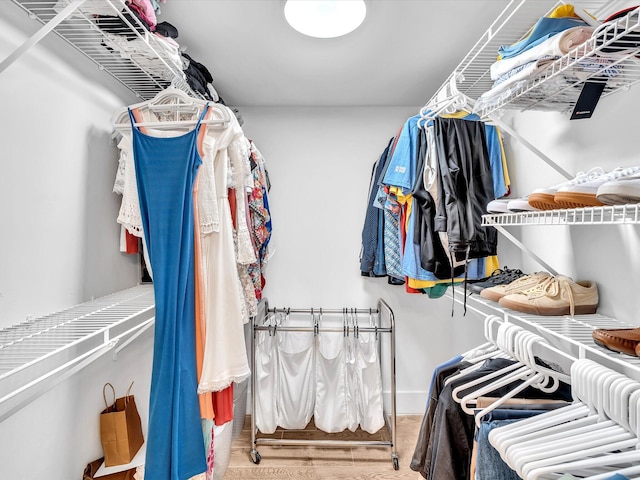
<box><xmin>127</xmin><ymin>104</ymin><xmax>208</xmax><ymax>480</ymax></box>
<box><xmin>114</xmin><ymin>86</ymin><xmax>273</xmax><ymax>480</ymax></box>
<box><xmin>359</xmin><ymin>107</ymin><xmax>509</xmax><ymax>301</ymax></box>
<box><xmin>410</xmin><ymin>314</ymin><xmax>574</xmax><ymax>480</ymax></box>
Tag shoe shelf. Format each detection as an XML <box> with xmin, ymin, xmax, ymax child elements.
<box><xmin>8</xmin><ymin>0</ymin><xmax>197</xmax><ymax>100</ymax></box>
<box><xmin>0</xmin><ymin>284</ymin><xmax>155</xmax><ymax>422</ymax></box>
<box><xmin>460</xmin><ymin>293</ymin><xmax>640</xmax><ymax>382</ymax></box>
<box><xmin>482</xmin><ymin>203</ymin><xmax>640</xmax><ymax>227</ymax></box>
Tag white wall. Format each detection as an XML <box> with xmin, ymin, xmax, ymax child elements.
<box><xmin>0</xmin><ymin>14</ymin><xmax>139</xmax><ymax>325</ymax></box>
<box><xmin>497</xmin><ymin>90</ymin><xmax>640</xmax><ymax>326</ymax></box>
<box><xmin>241</xmin><ymin>107</ymin><xmax>488</xmax><ymax>414</ymax></box>
<box><xmin>0</xmin><ymin>9</ymin><xmax>149</xmax><ymax>480</ymax></box>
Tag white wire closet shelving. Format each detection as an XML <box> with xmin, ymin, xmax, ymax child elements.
<box><xmin>458</xmin><ymin>293</ymin><xmax>640</xmax><ymax>383</ymax></box>
<box><xmin>8</xmin><ymin>0</ymin><xmax>197</xmax><ymax>100</ymax></box>
<box><xmin>482</xmin><ymin>203</ymin><xmax>640</xmax><ymax>226</ymax></box>
<box><xmin>0</xmin><ymin>284</ymin><xmax>155</xmax><ymax>422</ymax></box>
<box><xmin>426</xmin><ymin>0</ymin><xmax>640</xmax><ymax>117</ymax></box>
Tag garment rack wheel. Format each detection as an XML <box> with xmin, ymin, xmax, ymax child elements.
<box><xmin>250</xmin><ymin>449</ymin><xmax>261</xmax><ymax>464</ymax></box>
<box><xmin>392</xmin><ymin>453</ymin><xmax>399</xmax><ymax>470</ymax></box>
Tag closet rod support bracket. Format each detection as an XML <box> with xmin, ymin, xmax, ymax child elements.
<box><xmin>487</xmin><ymin>222</ymin><xmax>559</xmax><ymax>276</ymax></box>
<box><xmin>487</xmin><ymin>113</ymin><xmax>572</xmax><ymax>180</ymax></box>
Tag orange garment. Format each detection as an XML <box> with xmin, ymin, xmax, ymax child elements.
<box><xmin>125</xmin><ymin>230</ymin><xmax>139</xmax><ymax>254</ymax></box>
<box><xmin>228</xmin><ymin>187</ymin><xmax>237</xmax><ymax>228</ymax></box>
<box><xmin>193</xmin><ymin>111</ymin><xmax>215</xmax><ymax>420</ymax></box>
<box><xmin>212</xmin><ymin>384</ymin><xmax>234</xmax><ymax>426</ymax></box>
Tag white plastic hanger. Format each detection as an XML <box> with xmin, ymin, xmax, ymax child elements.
<box><xmin>454</xmin><ymin>324</ymin><xmax>563</xmax><ymax>419</ymax></box>
<box><xmin>499</xmin><ymin>362</ymin><xmax>640</xmax><ymax>479</ymax></box>
<box><xmin>488</xmin><ymin>359</ymin><xmax>596</xmax><ymax>455</ymax></box>
<box><xmin>450</xmin><ymin>322</ymin><xmax>527</xmax><ymax>402</ymax></box>
<box><xmin>471</xmin><ymin>331</ymin><xmax>568</xmax><ymax>427</ymax></box>
<box><xmin>524</xmin><ymin>393</ymin><xmax>640</xmax><ymax>479</ymax></box>
<box><xmin>497</xmin><ymin>360</ymin><xmax>611</xmax><ymax>467</ymax></box>
<box><xmin>112</xmin><ymin>86</ymin><xmax>231</xmax><ymax>133</ymax></box>
<box><xmin>418</xmin><ymin>72</ymin><xmax>471</xmax><ymax>127</ymax></box>
<box><xmin>444</xmin><ymin>315</ymin><xmax>506</xmax><ymax>388</ymax></box>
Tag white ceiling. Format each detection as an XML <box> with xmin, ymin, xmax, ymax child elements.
<box><xmin>158</xmin><ymin>0</ymin><xmax>509</xmax><ymax>108</ymax></box>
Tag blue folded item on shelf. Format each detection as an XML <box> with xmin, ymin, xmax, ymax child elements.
<box><xmin>498</xmin><ymin>16</ymin><xmax>588</xmax><ymax>60</ymax></box>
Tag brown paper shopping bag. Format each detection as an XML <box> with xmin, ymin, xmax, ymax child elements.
<box><xmin>100</xmin><ymin>382</ymin><xmax>144</xmax><ymax>467</ymax></box>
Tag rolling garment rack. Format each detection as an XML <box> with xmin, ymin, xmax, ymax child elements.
<box><xmin>249</xmin><ymin>298</ymin><xmax>399</xmax><ymax>470</ymax></box>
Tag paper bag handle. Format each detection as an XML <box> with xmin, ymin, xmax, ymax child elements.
<box><xmin>103</xmin><ymin>383</ymin><xmax>115</xmax><ymax>409</ymax></box>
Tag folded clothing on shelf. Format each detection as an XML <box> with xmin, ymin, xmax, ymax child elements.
<box><xmin>498</xmin><ymin>275</ymin><xmax>598</xmax><ymax>316</ymax></box>
<box><xmin>595</xmin><ymin>6</ymin><xmax>640</xmax><ymax>55</ymax></box>
<box><xmin>491</xmin><ymin>25</ymin><xmax>594</xmax><ymax>80</ymax></box>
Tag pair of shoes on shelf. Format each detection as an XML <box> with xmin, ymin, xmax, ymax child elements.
<box><xmin>528</xmin><ymin>166</ymin><xmax>640</xmax><ymax>210</ymax></box>
<box><xmin>555</xmin><ymin>166</ymin><xmax>640</xmax><ymax>208</ymax></box>
<box><xmin>592</xmin><ymin>327</ymin><xmax>640</xmax><ymax>357</ymax></box>
<box><xmin>481</xmin><ymin>273</ymin><xmax>599</xmax><ymax>316</ymax></box>
<box><xmin>486</xmin><ymin>196</ymin><xmax>539</xmax><ymax>214</ymax></box>
<box><xmin>527</xmin><ymin>167</ymin><xmax>605</xmax><ymax>210</ymax></box>
<box><xmin>467</xmin><ymin>267</ymin><xmax>525</xmax><ymax>294</ymax></box>
<box><xmin>479</xmin><ymin>271</ymin><xmax>551</xmax><ymax>301</ymax></box>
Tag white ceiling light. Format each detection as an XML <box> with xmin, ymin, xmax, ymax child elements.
<box><xmin>284</xmin><ymin>0</ymin><xmax>367</xmax><ymax>39</ymax></box>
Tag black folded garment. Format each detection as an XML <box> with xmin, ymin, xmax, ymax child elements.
<box><xmin>182</xmin><ymin>53</ymin><xmax>215</xmax><ymax>101</ymax></box>
<box><xmin>95</xmin><ymin>8</ymin><xmax>151</xmax><ymax>40</ymax></box>
<box><xmin>155</xmin><ymin>21</ymin><xmax>179</xmax><ymax>39</ymax></box>
<box><xmin>597</xmin><ymin>5</ymin><xmax>640</xmax><ymax>53</ymax></box>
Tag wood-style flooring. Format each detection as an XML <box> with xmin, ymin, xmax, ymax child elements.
<box><xmin>226</xmin><ymin>415</ymin><xmax>425</xmax><ymax>479</ymax></box>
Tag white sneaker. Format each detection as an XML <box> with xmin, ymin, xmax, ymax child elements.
<box><xmin>555</xmin><ymin>166</ymin><xmax>640</xmax><ymax>208</ymax></box>
<box><xmin>527</xmin><ymin>167</ymin><xmax>605</xmax><ymax>210</ymax></box>
<box><xmin>596</xmin><ymin>171</ymin><xmax>640</xmax><ymax>205</ymax></box>
<box><xmin>507</xmin><ymin>196</ymin><xmax>539</xmax><ymax>212</ymax></box>
<box><xmin>486</xmin><ymin>199</ymin><xmax>510</xmax><ymax>213</ymax></box>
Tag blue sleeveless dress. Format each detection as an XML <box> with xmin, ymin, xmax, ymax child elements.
<box><xmin>129</xmin><ymin>105</ymin><xmax>209</xmax><ymax>480</ymax></box>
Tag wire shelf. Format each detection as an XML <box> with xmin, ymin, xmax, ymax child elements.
<box><xmin>460</xmin><ymin>294</ymin><xmax>640</xmax><ymax>382</ymax></box>
<box><xmin>481</xmin><ymin>203</ymin><xmax>640</xmax><ymax>226</ymax></box>
<box><xmin>10</xmin><ymin>0</ymin><xmax>197</xmax><ymax>100</ymax></box>
<box><xmin>0</xmin><ymin>285</ymin><xmax>155</xmax><ymax>408</ymax></box>
<box><xmin>425</xmin><ymin>0</ymin><xmax>640</xmax><ymax>117</ymax></box>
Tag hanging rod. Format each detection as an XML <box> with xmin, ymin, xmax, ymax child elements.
<box><xmin>253</xmin><ymin>326</ymin><xmax>393</xmax><ymax>334</ymax></box>
<box><xmin>268</xmin><ymin>308</ymin><xmax>380</xmax><ymax>315</ymax></box>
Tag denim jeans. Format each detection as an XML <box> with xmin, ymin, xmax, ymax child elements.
<box><xmin>476</xmin><ymin>418</ymin><xmax>522</xmax><ymax>480</ymax></box>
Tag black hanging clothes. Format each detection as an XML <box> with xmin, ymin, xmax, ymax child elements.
<box><xmin>433</xmin><ymin>117</ymin><xmax>497</xmax><ymax>261</ymax></box>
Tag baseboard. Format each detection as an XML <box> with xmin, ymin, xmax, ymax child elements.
<box><xmin>383</xmin><ymin>390</ymin><xmax>428</xmax><ymax>415</ymax></box>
